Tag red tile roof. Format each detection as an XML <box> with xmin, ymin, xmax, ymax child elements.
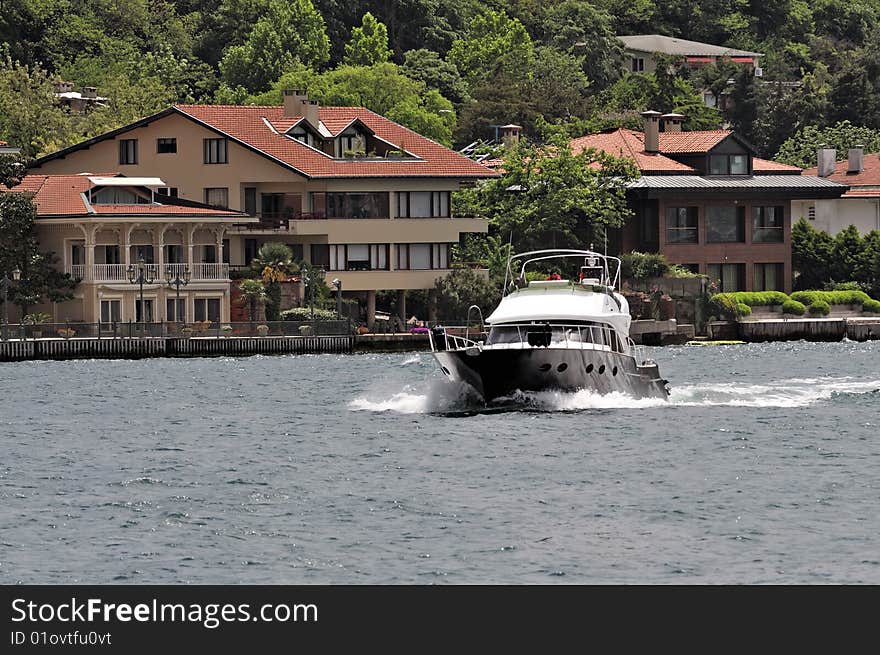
<box><xmin>571</xmin><ymin>128</ymin><xmax>695</xmax><ymax>173</ymax></box>
<box><xmin>175</xmin><ymin>105</ymin><xmax>496</xmax><ymax>179</ymax></box>
<box><xmin>4</xmin><ymin>174</ymin><xmax>246</xmax><ymax>218</ymax></box>
<box><xmin>843</xmin><ymin>189</ymin><xmax>880</xmax><ymax>198</ymax></box>
<box><xmin>658</xmin><ymin>130</ymin><xmax>731</xmax><ymax>153</ymax></box>
<box><xmin>752</xmin><ymin>157</ymin><xmax>803</xmax><ymax>173</ymax></box>
<box><xmin>803</xmin><ymin>153</ymin><xmax>880</xmax><ymax>187</ymax></box>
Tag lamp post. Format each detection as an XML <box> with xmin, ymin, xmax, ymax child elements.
<box><xmin>1</xmin><ymin>267</ymin><xmax>21</xmax><ymax>341</ymax></box>
<box><xmin>127</xmin><ymin>257</ymin><xmax>156</xmax><ymax>338</ymax></box>
<box><xmin>165</xmin><ymin>264</ymin><xmax>191</xmax><ymax>332</ymax></box>
<box><xmin>332</xmin><ymin>278</ymin><xmax>342</xmax><ymax>319</ymax></box>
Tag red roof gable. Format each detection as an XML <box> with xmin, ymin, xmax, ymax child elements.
<box><xmin>803</xmin><ymin>154</ymin><xmax>880</xmax><ymax>187</ymax></box>
<box><xmin>4</xmin><ymin>174</ymin><xmax>246</xmax><ymax>218</ymax></box>
<box><xmin>174</xmin><ymin>105</ymin><xmax>496</xmax><ymax>179</ymax></box>
<box><xmin>571</xmin><ymin>128</ymin><xmax>695</xmax><ymax>173</ymax></box>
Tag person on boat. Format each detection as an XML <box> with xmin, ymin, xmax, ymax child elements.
<box><xmin>546</xmin><ymin>271</ymin><xmax>562</xmax><ymax>280</ymax></box>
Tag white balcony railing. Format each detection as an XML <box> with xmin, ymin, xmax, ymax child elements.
<box><xmin>66</xmin><ymin>263</ymin><xmax>229</xmax><ymax>282</ymax></box>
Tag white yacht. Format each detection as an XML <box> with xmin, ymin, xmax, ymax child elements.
<box><xmin>430</xmin><ymin>249</ymin><xmax>670</xmax><ymax>402</ymax></box>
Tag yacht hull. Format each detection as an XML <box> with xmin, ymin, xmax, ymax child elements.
<box><xmin>433</xmin><ymin>348</ymin><xmax>669</xmax><ymax>403</ymax></box>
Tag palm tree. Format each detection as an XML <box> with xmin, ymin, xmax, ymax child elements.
<box><xmin>250</xmin><ymin>243</ymin><xmax>293</xmax><ymax>321</ymax></box>
<box><xmin>238</xmin><ymin>279</ymin><xmax>267</xmax><ymax>323</ymax></box>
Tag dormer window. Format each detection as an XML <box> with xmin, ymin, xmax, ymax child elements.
<box><xmin>709</xmin><ymin>154</ymin><xmax>749</xmax><ymax>175</ymax></box>
<box><xmin>91</xmin><ymin>187</ymin><xmax>148</xmax><ymax>204</ymax></box>
<box><xmin>337</xmin><ymin>129</ymin><xmax>366</xmax><ymax>157</ymax></box>
<box><xmin>290</xmin><ymin>128</ymin><xmax>312</xmax><ymax>147</ymax></box>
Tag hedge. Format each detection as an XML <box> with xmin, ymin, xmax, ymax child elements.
<box><xmin>863</xmin><ymin>299</ymin><xmax>880</xmax><ymax>313</ymax></box>
<box><xmin>808</xmin><ymin>300</ymin><xmax>831</xmax><ymax>315</ymax></box>
<box><xmin>280</xmin><ymin>307</ymin><xmax>339</xmax><ymax>321</ymax></box>
<box><xmin>782</xmin><ymin>299</ymin><xmax>806</xmax><ymax>315</ymax></box>
<box><xmin>711</xmin><ymin>291</ymin><xmax>789</xmax><ymax>307</ymax></box>
<box><xmin>790</xmin><ymin>290</ymin><xmax>873</xmax><ymax>306</ymax></box>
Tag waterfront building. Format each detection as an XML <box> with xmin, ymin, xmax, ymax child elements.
<box><xmin>572</xmin><ymin>112</ymin><xmax>848</xmax><ymax>292</ymax></box>
<box><xmin>3</xmin><ymin>173</ymin><xmax>248</xmax><ymax>324</ymax></box>
<box><xmin>798</xmin><ymin>147</ymin><xmax>880</xmax><ymax>235</ymax></box>
<box><xmin>28</xmin><ymin>91</ymin><xmax>496</xmax><ymax>325</ymax></box>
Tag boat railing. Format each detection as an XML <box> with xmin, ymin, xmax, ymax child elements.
<box><xmin>432</xmin><ymin>322</ymin><xmax>648</xmax><ymax>362</ymax></box>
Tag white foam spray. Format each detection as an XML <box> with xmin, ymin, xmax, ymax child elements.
<box><xmin>348</xmin><ymin>377</ymin><xmax>880</xmax><ymax>414</ymax></box>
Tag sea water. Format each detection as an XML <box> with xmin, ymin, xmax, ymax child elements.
<box><xmin>1</xmin><ymin>340</ymin><xmax>878</xmax><ymax>583</ymax></box>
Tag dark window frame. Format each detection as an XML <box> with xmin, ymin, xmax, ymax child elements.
<box><xmin>157</xmin><ymin>138</ymin><xmax>177</xmax><ymax>154</ymax></box>
<box><xmin>665</xmin><ymin>206</ymin><xmax>699</xmax><ymax>244</ymax></box>
<box><xmin>706</xmin><ymin>205</ymin><xmax>746</xmax><ymax>243</ymax></box>
<box><xmin>203</xmin><ymin>137</ymin><xmax>228</xmax><ymax>164</ymax></box>
<box><xmin>752</xmin><ymin>205</ymin><xmax>785</xmax><ymax>243</ymax></box>
<box><xmin>119</xmin><ymin>139</ymin><xmax>138</xmax><ymax>165</ymax></box>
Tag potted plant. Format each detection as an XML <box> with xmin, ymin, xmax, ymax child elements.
<box><xmin>57</xmin><ymin>327</ymin><xmax>76</xmax><ymax>339</ymax></box>
<box><xmin>220</xmin><ymin>324</ymin><xmax>233</xmax><ymax>338</ymax></box>
<box><xmin>298</xmin><ymin>324</ymin><xmax>312</xmax><ymax>336</ymax></box>
<box><xmin>256</xmin><ymin>324</ymin><xmax>270</xmax><ymax>337</ymax></box>
<box><xmin>356</xmin><ymin>325</ymin><xmax>370</xmax><ymax>335</ymax></box>
<box><xmin>23</xmin><ymin>312</ymin><xmax>51</xmax><ymax>338</ymax></box>
<box><xmin>181</xmin><ymin>326</ymin><xmax>194</xmax><ymax>339</ymax></box>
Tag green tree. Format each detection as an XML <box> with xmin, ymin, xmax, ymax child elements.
<box><xmin>462</xmin><ymin>133</ymin><xmax>639</xmax><ymax>254</ymax></box>
<box><xmin>238</xmin><ymin>278</ymin><xmax>267</xmax><ymax>323</ymax></box>
<box><xmin>0</xmin><ymin>187</ymin><xmax>76</xmax><ymax>317</ymax></box>
<box><xmin>344</xmin><ymin>12</ymin><xmax>391</xmax><ymax>66</ymax></box>
<box><xmin>791</xmin><ymin>218</ymin><xmax>834</xmax><ymax>290</ymax></box>
<box><xmin>219</xmin><ymin>0</ymin><xmax>330</xmax><ymax>94</ymax></box>
<box><xmin>831</xmin><ymin>224</ymin><xmax>867</xmax><ymax>284</ymax></box>
<box><xmin>775</xmin><ymin>120</ymin><xmax>880</xmax><ymax>168</ymax></box>
<box><xmin>432</xmin><ymin>267</ymin><xmax>500</xmax><ymax>322</ymax></box>
<box><xmin>447</xmin><ymin>10</ymin><xmax>534</xmax><ymax>89</ymax></box>
<box><xmin>402</xmin><ymin>49</ymin><xmax>468</xmax><ymax>104</ymax></box>
<box><xmin>250</xmin><ymin>242</ymin><xmax>294</xmax><ymax>321</ymax></box>
<box><xmin>0</xmin><ymin>57</ymin><xmax>70</xmax><ymax>159</ymax></box>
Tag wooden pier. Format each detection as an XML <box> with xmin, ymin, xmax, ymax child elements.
<box><xmin>0</xmin><ymin>335</ymin><xmax>354</xmax><ymax>362</ymax></box>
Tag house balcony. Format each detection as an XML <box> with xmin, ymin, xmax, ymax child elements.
<box><xmin>66</xmin><ymin>263</ymin><xmax>229</xmax><ymax>282</ymax></box>
<box><xmin>324</xmin><ymin>267</ymin><xmax>488</xmax><ymax>292</ymax></box>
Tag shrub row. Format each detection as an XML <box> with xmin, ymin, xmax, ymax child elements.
<box><xmin>710</xmin><ymin>289</ymin><xmax>880</xmax><ymax>319</ymax></box>
<box><xmin>279</xmin><ymin>307</ymin><xmax>340</xmax><ymax>322</ymax></box>
<box><xmin>790</xmin><ymin>290</ymin><xmax>874</xmax><ymax>306</ymax></box>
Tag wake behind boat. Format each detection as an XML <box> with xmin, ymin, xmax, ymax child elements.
<box><xmin>430</xmin><ymin>249</ymin><xmax>670</xmax><ymax>403</ymax></box>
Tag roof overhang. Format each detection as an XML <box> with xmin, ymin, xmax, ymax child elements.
<box><xmin>627</xmin><ymin>175</ymin><xmax>849</xmax><ymax>199</ymax></box>
<box><xmin>88</xmin><ymin>176</ymin><xmax>165</xmax><ymax>187</ymax></box>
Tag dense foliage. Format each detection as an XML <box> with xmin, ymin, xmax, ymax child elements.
<box><xmin>3</xmin><ymin>1</ymin><xmax>880</xmax><ymax>159</ymax></box>
<box><xmin>792</xmin><ymin>219</ymin><xmax>880</xmax><ymax>297</ymax></box>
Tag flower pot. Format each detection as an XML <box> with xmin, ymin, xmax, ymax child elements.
<box><xmin>256</xmin><ymin>325</ymin><xmax>270</xmax><ymax>337</ymax></box>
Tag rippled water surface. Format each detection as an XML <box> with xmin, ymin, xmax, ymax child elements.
<box><xmin>2</xmin><ymin>340</ymin><xmax>879</xmax><ymax>584</ymax></box>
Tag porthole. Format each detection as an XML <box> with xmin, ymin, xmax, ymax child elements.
<box><xmin>598</xmin><ymin>364</ymin><xmax>606</xmax><ymax>374</ymax></box>
<box><xmin>557</xmin><ymin>363</ymin><xmax>568</xmax><ymax>372</ymax></box>
<box><xmin>585</xmin><ymin>363</ymin><xmax>594</xmax><ymax>373</ymax></box>
<box><xmin>612</xmin><ymin>366</ymin><xmax>618</xmax><ymax>376</ymax></box>
<box><xmin>539</xmin><ymin>363</ymin><xmax>552</xmax><ymax>372</ymax></box>
<box><xmin>441</xmin><ymin>366</ymin><xmax>451</xmax><ymax>376</ymax></box>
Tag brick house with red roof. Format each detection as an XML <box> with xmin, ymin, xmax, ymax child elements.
<box><xmin>3</xmin><ymin>173</ymin><xmax>249</xmax><ymax>324</ymax></box>
<box><xmin>797</xmin><ymin>146</ymin><xmax>880</xmax><ymax>235</ymax></box>
<box><xmin>29</xmin><ymin>90</ymin><xmax>497</xmax><ymax>325</ymax></box>
<box><xmin>572</xmin><ymin>111</ymin><xmax>848</xmax><ymax>292</ymax></box>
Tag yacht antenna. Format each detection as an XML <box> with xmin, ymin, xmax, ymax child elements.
<box><xmin>501</xmin><ymin>231</ymin><xmax>513</xmax><ymax>296</ymax></box>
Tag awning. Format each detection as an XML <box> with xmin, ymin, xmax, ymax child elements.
<box><xmin>730</xmin><ymin>56</ymin><xmax>755</xmax><ymax>63</ymax></box>
<box><xmin>686</xmin><ymin>56</ymin><xmax>713</xmax><ymax>63</ymax></box>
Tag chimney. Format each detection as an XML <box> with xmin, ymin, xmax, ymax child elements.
<box><xmin>500</xmin><ymin>124</ymin><xmax>522</xmax><ymax>147</ymax></box>
<box><xmin>640</xmin><ymin>110</ymin><xmax>661</xmax><ymax>153</ymax></box>
<box><xmin>817</xmin><ymin>145</ymin><xmax>837</xmax><ymax>177</ymax></box>
<box><xmin>81</xmin><ymin>86</ymin><xmax>97</xmax><ymax>99</ymax></box>
<box><xmin>848</xmin><ymin>146</ymin><xmax>864</xmax><ymax>174</ymax></box>
<box><xmin>303</xmin><ymin>99</ymin><xmax>320</xmax><ymax>129</ymax></box>
<box><xmin>661</xmin><ymin>112</ymin><xmax>685</xmax><ymax>133</ymax></box>
<box><xmin>282</xmin><ymin>88</ymin><xmax>308</xmax><ymax>118</ymax></box>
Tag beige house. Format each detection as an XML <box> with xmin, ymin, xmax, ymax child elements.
<box><xmin>797</xmin><ymin>147</ymin><xmax>880</xmax><ymax>235</ymax></box>
<box><xmin>5</xmin><ymin>174</ymin><xmax>249</xmax><ymax>324</ymax></box>
<box><xmin>30</xmin><ymin>91</ymin><xmax>497</xmax><ymax>324</ymax></box>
